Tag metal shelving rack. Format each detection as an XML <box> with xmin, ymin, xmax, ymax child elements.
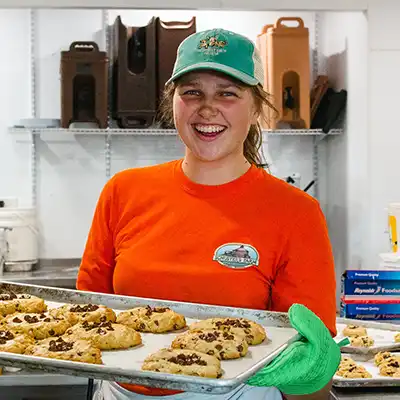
<box><xmin>9</xmin><ymin>127</ymin><xmax>342</xmax><ymax>136</ymax></box>
<box><xmin>312</xmin><ymin>12</ymin><xmax>321</xmax><ymax>200</ymax></box>
<box><xmin>14</xmin><ymin>8</ymin><xmax>343</xmax><ymax>206</ymax></box>
<box><xmin>29</xmin><ymin>9</ymin><xmax>38</xmax><ymax>209</ymax></box>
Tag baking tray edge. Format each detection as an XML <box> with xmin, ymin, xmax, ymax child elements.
<box><xmin>0</xmin><ymin>280</ymin><xmax>298</xmax><ymax>394</ymax></box>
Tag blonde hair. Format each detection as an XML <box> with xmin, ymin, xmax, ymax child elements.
<box><xmin>158</xmin><ymin>75</ymin><xmax>276</xmax><ymax>168</ymax></box>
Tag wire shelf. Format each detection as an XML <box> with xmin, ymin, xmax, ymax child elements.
<box><xmin>9</xmin><ymin>127</ymin><xmax>343</xmax><ymax>136</ymax></box>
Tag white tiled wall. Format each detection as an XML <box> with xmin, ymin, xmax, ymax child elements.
<box><xmin>1</xmin><ymin>9</ymin><xmax>321</xmax><ymax>259</ymax></box>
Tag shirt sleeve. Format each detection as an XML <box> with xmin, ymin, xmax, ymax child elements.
<box><xmin>76</xmin><ymin>177</ymin><xmax>116</xmax><ymax>294</ymax></box>
<box><xmin>270</xmin><ymin>199</ymin><xmax>337</xmax><ymax>336</ymax></box>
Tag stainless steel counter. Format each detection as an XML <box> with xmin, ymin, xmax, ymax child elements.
<box><xmin>331</xmin><ymin>387</ymin><xmax>400</xmax><ymax>400</ymax></box>
<box><xmin>0</xmin><ymin>264</ymin><xmax>78</xmax><ymax>288</ymax></box>
<box><xmin>0</xmin><ymin>368</ymin><xmax>87</xmax><ymax>386</ymax></box>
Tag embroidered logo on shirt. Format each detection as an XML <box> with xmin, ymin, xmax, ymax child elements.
<box><xmin>213</xmin><ymin>243</ymin><xmax>259</xmax><ymax>269</ymax></box>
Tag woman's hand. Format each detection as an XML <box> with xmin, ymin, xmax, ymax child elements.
<box><xmin>247</xmin><ymin>304</ymin><xmax>349</xmax><ymax>396</ymax></box>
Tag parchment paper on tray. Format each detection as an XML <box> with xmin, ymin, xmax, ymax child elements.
<box><xmin>0</xmin><ymin>281</ymin><xmax>300</xmax><ymax>395</ymax></box>
<box><xmin>333</xmin><ymin>352</ymin><xmax>400</xmax><ymax>388</ymax></box>
<box><xmin>336</xmin><ymin>322</ymin><xmax>400</xmax><ymax>356</ymax></box>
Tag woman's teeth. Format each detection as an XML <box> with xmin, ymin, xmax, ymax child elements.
<box><xmin>194</xmin><ymin>124</ymin><xmax>225</xmax><ymax>135</ymax></box>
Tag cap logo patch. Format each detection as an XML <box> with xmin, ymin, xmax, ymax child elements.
<box><xmin>198</xmin><ymin>35</ymin><xmax>228</xmax><ymax>55</ymax></box>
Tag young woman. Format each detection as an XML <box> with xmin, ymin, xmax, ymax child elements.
<box><xmin>77</xmin><ymin>28</ymin><xmax>342</xmax><ymax>400</ymax></box>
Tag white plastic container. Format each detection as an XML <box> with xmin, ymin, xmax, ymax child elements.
<box><xmin>387</xmin><ymin>203</ymin><xmax>400</xmax><ymax>253</ymax></box>
<box><xmin>0</xmin><ymin>208</ymin><xmax>38</xmax><ymax>265</ymax></box>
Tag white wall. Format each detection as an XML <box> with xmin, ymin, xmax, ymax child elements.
<box><xmin>368</xmin><ymin>0</ymin><xmax>400</xmax><ymax>265</ymax></box>
<box><xmin>0</xmin><ymin>9</ymin><xmax>319</xmax><ymax>259</ymax></box>
<box><xmin>317</xmin><ymin>0</ymin><xmax>400</xmax><ymax>274</ymax></box>
<box><xmin>318</xmin><ymin>12</ymin><xmax>369</xmax><ymax>301</ymax></box>
<box><xmin>0</xmin><ymin>10</ymin><xmax>31</xmax><ymax>208</ymax></box>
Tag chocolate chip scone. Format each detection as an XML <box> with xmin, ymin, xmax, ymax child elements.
<box><xmin>116</xmin><ymin>306</ymin><xmax>186</xmax><ymax>333</ymax></box>
<box><xmin>64</xmin><ymin>320</ymin><xmax>142</xmax><ymax>350</ymax></box>
<box><xmin>142</xmin><ymin>348</ymin><xmax>222</xmax><ymax>378</ymax></box>
<box><xmin>49</xmin><ymin>304</ymin><xmax>116</xmax><ymax>325</ymax></box>
<box><xmin>172</xmin><ymin>329</ymin><xmax>248</xmax><ymax>360</ymax></box>
<box><xmin>26</xmin><ymin>337</ymin><xmax>102</xmax><ymax>364</ymax></box>
<box><xmin>189</xmin><ymin>317</ymin><xmax>266</xmax><ymax>345</ymax></box>
<box><xmin>342</xmin><ymin>324</ymin><xmax>367</xmax><ymax>338</ymax></box>
<box><xmin>350</xmin><ymin>335</ymin><xmax>374</xmax><ymax>348</ymax></box>
<box><xmin>0</xmin><ymin>329</ymin><xmax>34</xmax><ymax>354</ymax></box>
<box><xmin>0</xmin><ymin>293</ymin><xmax>47</xmax><ymax>316</ymax></box>
<box><xmin>2</xmin><ymin>312</ymin><xmax>71</xmax><ymax>340</ymax></box>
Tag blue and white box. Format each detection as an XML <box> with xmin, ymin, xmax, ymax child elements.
<box><xmin>340</xmin><ymin>300</ymin><xmax>400</xmax><ymax>321</ymax></box>
<box><xmin>341</xmin><ymin>270</ymin><xmax>400</xmax><ymax>296</ymax></box>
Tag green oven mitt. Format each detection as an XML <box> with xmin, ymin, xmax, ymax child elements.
<box><xmin>247</xmin><ymin>304</ymin><xmax>349</xmax><ymax>395</ymax></box>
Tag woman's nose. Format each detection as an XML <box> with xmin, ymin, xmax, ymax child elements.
<box><xmin>198</xmin><ymin>98</ymin><xmax>218</xmax><ymax>119</ymax></box>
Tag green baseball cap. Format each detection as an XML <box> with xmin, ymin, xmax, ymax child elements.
<box><xmin>166</xmin><ymin>28</ymin><xmax>264</xmax><ymax>87</ymax></box>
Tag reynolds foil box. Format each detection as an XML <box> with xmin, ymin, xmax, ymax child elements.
<box><xmin>341</xmin><ymin>270</ymin><xmax>400</xmax><ymax>296</ymax></box>
<box><xmin>340</xmin><ymin>298</ymin><xmax>400</xmax><ymax>321</ymax></box>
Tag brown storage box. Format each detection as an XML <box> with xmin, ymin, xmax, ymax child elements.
<box><xmin>60</xmin><ymin>41</ymin><xmax>108</xmax><ymax>129</ymax></box>
<box><xmin>112</xmin><ymin>16</ymin><xmax>157</xmax><ymax>128</ymax></box>
<box><xmin>257</xmin><ymin>17</ymin><xmax>310</xmax><ymax>129</ymax></box>
<box><xmin>156</xmin><ymin>17</ymin><xmax>196</xmax><ymax>103</ymax></box>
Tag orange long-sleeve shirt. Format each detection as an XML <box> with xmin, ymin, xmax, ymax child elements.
<box><xmin>77</xmin><ymin>159</ymin><xmax>337</xmax><ymax>395</ymax></box>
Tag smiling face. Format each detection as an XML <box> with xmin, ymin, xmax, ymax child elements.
<box><xmin>173</xmin><ymin>71</ymin><xmax>258</xmax><ymax>164</ymax></box>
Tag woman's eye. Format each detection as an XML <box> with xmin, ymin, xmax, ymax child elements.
<box><xmin>220</xmin><ymin>91</ymin><xmax>237</xmax><ymax>97</ymax></box>
<box><xmin>183</xmin><ymin>90</ymin><xmax>201</xmax><ymax>96</ymax></box>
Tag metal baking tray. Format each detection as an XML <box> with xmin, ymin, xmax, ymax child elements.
<box><xmin>333</xmin><ymin>352</ymin><xmax>400</xmax><ymax>388</ymax></box>
<box><xmin>336</xmin><ymin>317</ymin><xmax>400</xmax><ymax>356</ymax></box>
<box><xmin>0</xmin><ymin>281</ymin><xmax>300</xmax><ymax>394</ymax></box>
<box><xmin>334</xmin><ymin>318</ymin><xmax>400</xmax><ymax>388</ymax></box>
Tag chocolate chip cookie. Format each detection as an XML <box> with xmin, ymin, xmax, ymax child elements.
<box><xmin>2</xmin><ymin>312</ymin><xmax>71</xmax><ymax>340</ymax></box>
<box><xmin>342</xmin><ymin>324</ymin><xmax>367</xmax><ymax>338</ymax></box>
<box><xmin>172</xmin><ymin>329</ymin><xmax>248</xmax><ymax>360</ymax></box>
<box><xmin>116</xmin><ymin>306</ymin><xmax>186</xmax><ymax>333</ymax></box>
<box><xmin>64</xmin><ymin>320</ymin><xmax>142</xmax><ymax>350</ymax></box>
<box><xmin>336</xmin><ymin>363</ymin><xmax>372</xmax><ymax>378</ymax></box>
<box><xmin>14</xmin><ymin>294</ymin><xmax>47</xmax><ymax>314</ymax></box>
<box><xmin>142</xmin><ymin>348</ymin><xmax>222</xmax><ymax>378</ymax></box>
<box><xmin>0</xmin><ymin>293</ymin><xmax>47</xmax><ymax>316</ymax></box>
<box><xmin>49</xmin><ymin>304</ymin><xmax>116</xmax><ymax>325</ymax></box>
<box><xmin>340</xmin><ymin>356</ymin><xmax>355</xmax><ymax>366</ymax></box>
<box><xmin>379</xmin><ymin>359</ymin><xmax>400</xmax><ymax>377</ymax></box>
<box><xmin>0</xmin><ymin>329</ymin><xmax>34</xmax><ymax>354</ymax></box>
<box><xmin>336</xmin><ymin>356</ymin><xmax>372</xmax><ymax>379</ymax></box>
<box><xmin>189</xmin><ymin>317</ymin><xmax>266</xmax><ymax>345</ymax></box>
<box><xmin>350</xmin><ymin>335</ymin><xmax>374</xmax><ymax>348</ymax></box>
<box><xmin>26</xmin><ymin>337</ymin><xmax>102</xmax><ymax>364</ymax></box>
<box><xmin>374</xmin><ymin>351</ymin><xmax>400</xmax><ymax>366</ymax></box>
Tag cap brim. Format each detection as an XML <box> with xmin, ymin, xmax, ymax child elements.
<box><xmin>166</xmin><ymin>62</ymin><xmax>259</xmax><ymax>86</ymax></box>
